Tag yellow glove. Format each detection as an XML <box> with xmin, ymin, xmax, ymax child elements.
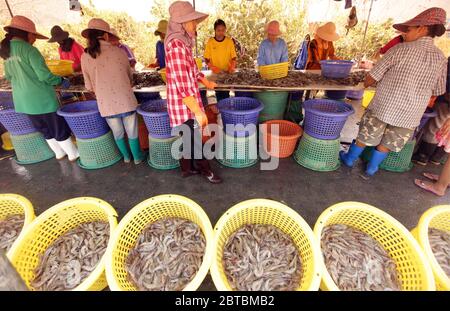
<box><xmin>183</xmin><ymin>96</ymin><xmax>208</xmax><ymax>127</ymax></box>
<box><xmin>200</xmin><ymin>77</ymin><xmax>217</xmax><ymax>90</ymax></box>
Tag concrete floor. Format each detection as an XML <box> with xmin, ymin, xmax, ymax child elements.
<box><xmin>0</xmin><ymin>98</ymin><xmax>448</xmax><ymax>290</ymax></box>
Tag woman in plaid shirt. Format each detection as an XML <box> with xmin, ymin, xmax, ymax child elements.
<box><xmin>165</xmin><ymin>1</ymin><xmax>222</xmax><ymax>184</ymax></box>
<box><xmin>340</xmin><ymin>7</ymin><xmax>448</xmax><ymax>177</ymax></box>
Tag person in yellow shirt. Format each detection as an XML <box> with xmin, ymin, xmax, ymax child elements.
<box><xmin>204</xmin><ymin>19</ymin><xmax>237</xmax><ymax>102</ymax></box>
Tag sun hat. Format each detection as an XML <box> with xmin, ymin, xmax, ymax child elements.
<box><xmin>393</xmin><ymin>7</ymin><xmax>447</xmax><ymax>36</ymax></box>
<box><xmin>154</xmin><ymin>20</ymin><xmax>168</xmax><ymax>36</ymax></box>
<box><xmin>48</xmin><ymin>25</ymin><xmax>69</xmax><ymax>43</ymax></box>
<box><xmin>316</xmin><ymin>22</ymin><xmax>340</xmax><ymax>42</ymax></box>
<box><xmin>266</xmin><ymin>20</ymin><xmax>282</xmax><ymax>36</ymax></box>
<box><xmin>168</xmin><ymin>1</ymin><xmax>208</xmax><ymax>24</ymax></box>
<box><xmin>4</xmin><ymin>15</ymin><xmax>48</xmax><ymax>40</ymax></box>
<box><xmin>81</xmin><ymin>18</ymin><xmax>114</xmax><ymax>38</ymax></box>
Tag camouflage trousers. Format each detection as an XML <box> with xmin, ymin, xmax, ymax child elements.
<box><xmin>357</xmin><ymin>109</ymin><xmax>415</xmax><ymax>152</ymax></box>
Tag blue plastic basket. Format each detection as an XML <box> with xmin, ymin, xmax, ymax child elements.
<box><xmin>0</xmin><ymin>101</ymin><xmax>37</xmax><ymax>135</ymax></box>
<box><xmin>217</xmin><ymin>97</ymin><xmax>263</xmax><ymax>137</ymax></box>
<box><xmin>346</xmin><ymin>90</ymin><xmax>364</xmax><ymax>100</ymax></box>
<box><xmin>134</xmin><ymin>92</ymin><xmax>161</xmax><ymax>103</ymax></box>
<box><xmin>136</xmin><ymin>99</ymin><xmax>172</xmax><ymax>139</ymax></box>
<box><xmin>324</xmin><ymin>90</ymin><xmax>347</xmax><ymax>100</ymax></box>
<box><xmin>320</xmin><ymin>60</ymin><xmax>354</xmax><ymax>79</ymax></box>
<box><xmin>57</xmin><ymin>100</ymin><xmax>109</xmax><ymax>139</ymax></box>
<box><xmin>303</xmin><ymin>99</ymin><xmax>354</xmax><ymax>140</ymax></box>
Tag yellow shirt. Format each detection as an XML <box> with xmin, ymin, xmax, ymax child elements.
<box><xmin>204</xmin><ymin>37</ymin><xmax>237</xmax><ymax>71</ymax></box>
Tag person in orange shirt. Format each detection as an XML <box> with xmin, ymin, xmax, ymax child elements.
<box><xmin>306</xmin><ymin>22</ymin><xmax>340</xmax><ymax>70</ymax></box>
<box><xmin>48</xmin><ymin>25</ymin><xmax>84</xmax><ymax>72</ymax></box>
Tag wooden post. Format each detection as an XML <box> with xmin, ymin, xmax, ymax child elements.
<box><xmin>4</xmin><ymin>0</ymin><xmax>14</xmax><ymax>18</ymax></box>
<box><xmin>0</xmin><ymin>251</ymin><xmax>28</xmax><ymax>291</ymax></box>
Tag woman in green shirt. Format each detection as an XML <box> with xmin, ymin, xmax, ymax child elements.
<box><xmin>1</xmin><ymin>16</ymin><xmax>79</xmax><ymax>161</ymax></box>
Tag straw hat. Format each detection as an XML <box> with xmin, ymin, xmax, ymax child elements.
<box><xmin>154</xmin><ymin>20</ymin><xmax>168</xmax><ymax>36</ymax></box>
<box><xmin>393</xmin><ymin>7</ymin><xmax>447</xmax><ymax>36</ymax></box>
<box><xmin>81</xmin><ymin>18</ymin><xmax>114</xmax><ymax>38</ymax></box>
<box><xmin>4</xmin><ymin>15</ymin><xmax>48</xmax><ymax>40</ymax></box>
<box><xmin>266</xmin><ymin>20</ymin><xmax>281</xmax><ymax>36</ymax></box>
<box><xmin>48</xmin><ymin>25</ymin><xmax>69</xmax><ymax>43</ymax></box>
<box><xmin>108</xmin><ymin>28</ymin><xmax>121</xmax><ymax>40</ymax></box>
<box><xmin>316</xmin><ymin>22</ymin><xmax>340</xmax><ymax>42</ymax></box>
<box><xmin>169</xmin><ymin>1</ymin><xmax>208</xmax><ymax>24</ymax></box>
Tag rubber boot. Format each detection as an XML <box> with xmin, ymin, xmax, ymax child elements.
<box><xmin>339</xmin><ymin>141</ymin><xmax>365</xmax><ymax>167</ymax></box>
<box><xmin>115</xmin><ymin>138</ymin><xmax>131</xmax><ymax>163</ymax></box>
<box><xmin>46</xmin><ymin>138</ymin><xmax>66</xmax><ymax>160</ymax></box>
<box><xmin>57</xmin><ymin>138</ymin><xmax>79</xmax><ymax>162</ymax></box>
<box><xmin>412</xmin><ymin>141</ymin><xmax>437</xmax><ymax>166</ymax></box>
<box><xmin>430</xmin><ymin>146</ymin><xmax>446</xmax><ymax>165</ymax></box>
<box><xmin>365</xmin><ymin>149</ymin><xmax>388</xmax><ymax>176</ymax></box>
<box><xmin>129</xmin><ymin>138</ymin><xmax>145</xmax><ymax>164</ymax></box>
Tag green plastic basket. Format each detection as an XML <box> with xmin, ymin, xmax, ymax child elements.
<box><xmin>293</xmin><ymin>132</ymin><xmax>340</xmax><ymax>172</ymax></box>
<box><xmin>254</xmin><ymin>91</ymin><xmax>289</xmax><ymax>122</ymax></box>
<box><xmin>148</xmin><ymin>135</ymin><xmax>180</xmax><ymax>170</ymax></box>
<box><xmin>361</xmin><ymin>140</ymin><xmax>415</xmax><ymax>173</ymax></box>
<box><xmin>10</xmin><ymin>132</ymin><xmax>55</xmax><ymax>165</ymax></box>
<box><xmin>76</xmin><ymin>131</ymin><xmax>122</xmax><ymax>170</ymax></box>
<box><xmin>217</xmin><ymin>132</ymin><xmax>258</xmax><ymax>168</ymax></box>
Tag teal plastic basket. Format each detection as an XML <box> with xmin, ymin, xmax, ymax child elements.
<box><xmin>10</xmin><ymin>132</ymin><xmax>55</xmax><ymax>165</ymax></box>
<box><xmin>217</xmin><ymin>132</ymin><xmax>258</xmax><ymax>168</ymax></box>
<box><xmin>148</xmin><ymin>135</ymin><xmax>180</xmax><ymax>170</ymax></box>
<box><xmin>76</xmin><ymin>131</ymin><xmax>122</xmax><ymax>169</ymax></box>
<box><xmin>293</xmin><ymin>132</ymin><xmax>340</xmax><ymax>172</ymax></box>
<box><xmin>254</xmin><ymin>91</ymin><xmax>289</xmax><ymax>122</ymax></box>
<box><xmin>361</xmin><ymin>140</ymin><xmax>416</xmax><ymax>173</ymax></box>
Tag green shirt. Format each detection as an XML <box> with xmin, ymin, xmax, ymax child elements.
<box><xmin>4</xmin><ymin>39</ymin><xmax>62</xmax><ymax>115</ymax></box>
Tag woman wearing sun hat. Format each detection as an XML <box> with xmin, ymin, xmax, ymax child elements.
<box><xmin>0</xmin><ymin>15</ymin><xmax>79</xmax><ymax>161</ymax></box>
<box><xmin>165</xmin><ymin>1</ymin><xmax>221</xmax><ymax>183</ymax></box>
<box><xmin>149</xmin><ymin>20</ymin><xmax>168</xmax><ymax>69</ymax></box>
<box><xmin>306</xmin><ymin>22</ymin><xmax>340</xmax><ymax>70</ymax></box>
<box><xmin>80</xmin><ymin>18</ymin><xmax>144</xmax><ymax>165</ymax></box>
<box><xmin>48</xmin><ymin>25</ymin><xmax>84</xmax><ymax>72</ymax></box>
<box><xmin>257</xmin><ymin>20</ymin><xmax>288</xmax><ymax>66</ymax></box>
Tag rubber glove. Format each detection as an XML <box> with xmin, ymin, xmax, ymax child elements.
<box><xmin>228</xmin><ymin>59</ymin><xmax>237</xmax><ymax>73</ymax></box>
<box><xmin>183</xmin><ymin>96</ymin><xmax>208</xmax><ymax>127</ymax></box>
<box><xmin>208</xmin><ymin>63</ymin><xmax>222</xmax><ymax>74</ymax></box>
<box><xmin>200</xmin><ymin>77</ymin><xmax>217</xmax><ymax>90</ymax></box>
<box><xmin>60</xmin><ymin>78</ymin><xmax>71</xmax><ymax>89</ymax></box>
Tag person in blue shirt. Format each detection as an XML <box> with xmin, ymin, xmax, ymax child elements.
<box><xmin>257</xmin><ymin>20</ymin><xmax>288</xmax><ymax>66</ymax></box>
<box><xmin>150</xmin><ymin>20</ymin><xmax>167</xmax><ymax>69</ymax></box>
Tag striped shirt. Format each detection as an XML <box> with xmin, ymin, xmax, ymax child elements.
<box><xmin>369</xmin><ymin>37</ymin><xmax>447</xmax><ymax>128</ymax></box>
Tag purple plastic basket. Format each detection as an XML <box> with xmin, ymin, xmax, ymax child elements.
<box><xmin>346</xmin><ymin>90</ymin><xmax>364</xmax><ymax>100</ymax></box>
<box><xmin>320</xmin><ymin>60</ymin><xmax>354</xmax><ymax>79</ymax></box>
<box><xmin>303</xmin><ymin>99</ymin><xmax>354</xmax><ymax>140</ymax></box>
<box><xmin>137</xmin><ymin>99</ymin><xmax>172</xmax><ymax>139</ymax></box>
<box><xmin>217</xmin><ymin>97</ymin><xmax>263</xmax><ymax>137</ymax></box>
<box><xmin>0</xmin><ymin>101</ymin><xmax>37</xmax><ymax>135</ymax></box>
<box><xmin>57</xmin><ymin>100</ymin><xmax>109</xmax><ymax>139</ymax></box>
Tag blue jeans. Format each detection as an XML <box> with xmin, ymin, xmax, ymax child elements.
<box><xmin>105</xmin><ymin>112</ymin><xmax>138</xmax><ymax>140</ymax></box>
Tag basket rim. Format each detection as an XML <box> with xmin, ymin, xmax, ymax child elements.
<box><xmin>415</xmin><ymin>205</ymin><xmax>450</xmax><ymax>290</ymax></box>
<box><xmin>217</xmin><ymin>97</ymin><xmax>264</xmax><ymax>115</ymax></box>
<box><xmin>7</xmin><ymin>197</ymin><xmax>118</xmax><ymax>291</ymax></box>
<box><xmin>105</xmin><ymin>194</ymin><xmax>214</xmax><ymax>291</ymax></box>
<box><xmin>304</xmin><ymin>99</ymin><xmax>354</xmax><ymax>118</ymax></box>
<box><xmin>45</xmin><ymin>59</ymin><xmax>74</xmax><ymax>65</ymax></box>
<box><xmin>0</xmin><ymin>193</ymin><xmax>35</xmax><ymax>227</ymax></box>
<box><xmin>210</xmin><ymin>198</ymin><xmax>323</xmax><ymax>291</ymax></box>
<box><xmin>262</xmin><ymin>120</ymin><xmax>303</xmax><ymax>139</ymax></box>
<box><xmin>313</xmin><ymin>201</ymin><xmax>436</xmax><ymax>291</ymax></box>
<box><xmin>320</xmin><ymin>60</ymin><xmax>355</xmax><ymax>66</ymax></box>
<box><xmin>57</xmin><ymin>100</ymin><xmax>100</xmax><ymax>117</ymax></box>
<box><xmin>258</xmin><ymin>61</ymin><xmax>290</xmax><ymax>69</ymax></box>
<box><xmin>137</xmin><ymin>99</ymin><xmax>168</xmax><ymax>116</ymax></box>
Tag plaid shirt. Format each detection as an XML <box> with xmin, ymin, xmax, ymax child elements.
<box><xmin>165</xmin><ymin>39</ymin><xmax>204</xmax><ymax>127</ymax></box>
<box><xmin>369</xmin><ymin>37</ymin><xmax>447</xmax><ymax>128</ymax></box>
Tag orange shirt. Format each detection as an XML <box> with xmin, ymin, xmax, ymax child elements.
<box><xmin>306</xmin><ymin>39</ymin><xmax>336</xmax><ymax>70</ymax></box>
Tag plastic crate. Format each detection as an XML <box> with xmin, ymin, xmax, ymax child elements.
<box><xmin>137</xmin><ymin>99</ymin><xmax>173</xmax><ymax>139</ymax></box>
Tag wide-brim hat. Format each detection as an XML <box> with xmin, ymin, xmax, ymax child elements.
<box><xmin>48</xmin><ymin>25</ymin><xmax>69</xmax><ymax>43</ymax></box>
<box><xmin>154</xmin><ymin>20</ymin><xmax>168</xmax><ymax>36</ymax></box>
<box><xmin>81</xmin><ymin>18</ymin><xmax>114</xmax><ymax>38</ymax></box>
<box><xmin>4</xmin><ymin>15</ymin><xmax>48</xmax><ymax>40</ymax></box>
<box><xmin>316</xmin><ymin>22</ymin><xmax>340</xmax><ymax>42</ymax></box>
<box><xmin>169</xmin><ymin>1</ymin><xmax>208</xmax><ymax>24</ymax></box>
<box><xmin>393</xmin><ymin>7</ymin><xmax>447</xmax><ymax>36</ymax></box>
<box><xmin>108</xmin><ymin>28</ymin><xmax>121</xmax><ymax>40</ymax></box>
<box><xmin>266</xmin><ymin>20</ymin><xmax>282</xmax><ymax>36</ymax></box>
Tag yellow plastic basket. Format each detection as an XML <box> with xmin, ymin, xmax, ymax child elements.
<box><xmin>0</xmin><ymin>193</ymin><xmax>35</xmax><ymax>241</ymax></box>
<box><xmin>362</xmin><ymin>90</ymin><xmax>375</xmax><ymax>108</ymax></box>
<box><xmin>314</xmin><ymin>202</ymin><xmax>435</xmax><ymax>291</ymax></box>
<box><xmin>259</xmin><ymin>62</ymin><xmax>289</xmax><ymax>80</ymax></box>
<box><xmin>159</xmin><ymin>68</ymin><xmax>167</xmax><ymax>83</ymax></box>
<box><xmin>105</xmin><ymin>194</ymin><xmax>214</xmax><ymax>291</ymax></box>
<box><xmin>411</xmin><ymin>205</ymin><xmax>450</xmax><ymax>291</ymax></box>
<box><xmin>45</xmin><ymin>59</ymin><xmax>74</xmax><ymax>76</ymax></box>
<box><xmin>195</xmin><ymin>57</ymin><xmax>203</xmax><ymax>71</ymax></box>
<box><xmin>7</xmin><ymin>197</ymin><xmax>118</xmax><ymax>291</ymax></box>
<box><xmin>1</xmin><ymin>132</ymin><xmax>14</xmax><ymax>151</ymax></box>
<box><xmin>210</xmin><ymin>199</ymin><xmax>322</xmax><ymax>291</ymax></box>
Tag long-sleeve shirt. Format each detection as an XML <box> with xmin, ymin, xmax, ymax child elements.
<box><xmin>81</xmin><ymin>40</ymin><xmax>137</xmax><ymax>117</ymax></box>
<box><xmin>165</xmin><ymin>39</ymin><xmax>204</xmax><ymax>127</ymax></box>
<box><xmin>369</xmin><ymin>37</ymin><xmax>447</xmax><ymax>128</ymax></box>
<box><xmin>118</xmin><ymin>43</ymin><xmax>137</xmax><ymax>67</ymax></box>
<box><xmin>4</xmin><ymin>39</ymin><xmax>61</xmax><ymax>115</ymax></box>
<box><xmin>306</xmin><ymin>39</ymin><xmax>337</xmax><ymax>70</ymax></box>
<box><xmin>257</xmin><ymin>38</ymin><xmax>288</xmax><ymax>66</ymax></box>
<box><xmin>58</xmin><ymin>40</ymin><xmax>84</xmax><ymax>71</ymax></box>
<box><xmin>156</xmin><ymin>40</ymin><xmax>166</xmax><ymax>69</ymax></box>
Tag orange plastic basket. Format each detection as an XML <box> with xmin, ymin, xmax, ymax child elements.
<box><xmin>262</xmin><ymin>120</ymin><xmax>303</xmax><ymax>158</ymax></box>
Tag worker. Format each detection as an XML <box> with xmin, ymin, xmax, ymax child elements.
<box><xmin>48</xmin><ymin>25</ymin><xmax>84</xmax><ymax>72</ymax></box>
<box><xmin>306</xmin><ymin>22</ymin><xmax>340</xmax><ymax>70</ymax></box>
<box><xmin>257</xmin><ymin>20</ymin><xmax>288</xmax><ymax>66</ymax></box>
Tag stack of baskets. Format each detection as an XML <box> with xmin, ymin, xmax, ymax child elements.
<box><xmin>0</xmin><ymin>101</ymin><xmax>55</xmax><ymax>164</ymax></box>
<box><xmin>216</xmin><ymin>97</ymin><xmax>263</xmax><ymax>168</ymax></box>
<box><xmin>57</xmin><ymin>101</ymin><xmax>121</xmax><ymax>169</ymax></box>
<box><xmin>294</xmin><ymin>99</ymin><xmax>354</xmax><ymax>171</ymax></box>
<box><xmin>137</xmin><ymin>99</ymin><xmax>179</xmax><ymax>170</ymax></box>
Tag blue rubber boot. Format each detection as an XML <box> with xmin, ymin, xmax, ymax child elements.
<box><xmin>339</xmin><ymin>142</ymin><xmax>365</xmax><ymax>167</ymax></box>
<box><xmin>366</xmin><ymin>149</ymin><xmax>388</xmax><ymax>176</ymax></box>
<box><xmin>129</xmin><ymin>138</ymin><xmax>145</xmax><ymax>165</ymax></box>
<box><xmin>115</xmin><ymin>138</ymin><xmax>131</xmax><ymax>163</ymax></box>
